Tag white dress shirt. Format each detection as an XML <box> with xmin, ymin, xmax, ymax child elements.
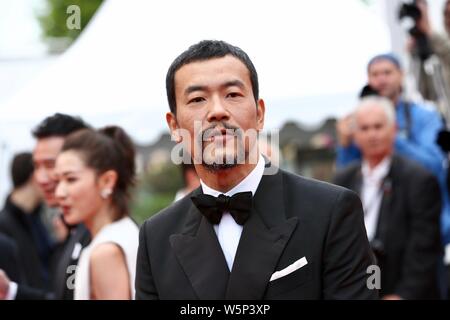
<box><xmin>361</xmin><ymin>157</ymin><xmax>392</xmax><ymax>241</ymax></box>
<box><xmin>200</xmin><ymin>154</ymin><xmax>265</xmax><ymax>271</ymax></box>
<box><xmin>5</xmin><ymin>281</ymin><xmax>18</xmax><ymax>300</ymax></box>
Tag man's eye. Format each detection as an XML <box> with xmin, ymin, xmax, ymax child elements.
<box><xmin>44</xmin><ymin>161</ymin><xmax>55</xmax><ymax>169</ymax></box>
<box><xmin>374</xmin><ymin>124</ymin><xmax>383</xmax><ymax>130</ymax></box>
<box><xmin>67</xmin><ymin>177</ymin><xmax>77</xmax><ymax>183</ymax></box>
<box><xmin>188</xmin><ymin>97</ymin><xmax>205</xmax><ymax>104</ymax></box>
<box><xmin>227</xmin><ymin>92</ymin><xmax>242</xmax><ymax>98</ymax></box>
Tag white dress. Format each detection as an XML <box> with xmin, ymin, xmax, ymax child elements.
<box><xmin>74</xmin><ymin>217</ymin><xmax>139</xmax><ymax>300</ymax></box>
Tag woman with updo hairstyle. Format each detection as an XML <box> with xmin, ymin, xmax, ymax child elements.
<box><xmin>55</xmin><ymin>125</ymin><xmax>139</xmax><ymax>300</ymax></box>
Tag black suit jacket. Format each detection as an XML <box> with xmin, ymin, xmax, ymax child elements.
<box><xmin>0</xmin><ymin>198</ymin><xmax>49</xmax><ymax>290</ymax></box>
<box><xmin>0</xmin><ymin>233</ymin><xmax>22</xmax><ymax>283</ymax></box>
<box><xmin>50</xmin><ymin>224</ymin><xmax>91</xmax><ymax>300</ymax></box>
<box><xmin>0</xmin><ymin>195</ymin><xmax>91</xmax><ymax>300</ymax></box>
<box><xmin>136</xmin><ymin>167</ymin><xmax>378</xmax><ymax>300</ymax></box>
<box><xmin>14</xmin><ymin>224</ymin><xmax>91</xmax><ymax>300</ymax></box>
<box><xmin>333</xmin><ymin>154</ymin><xmax>442</xmax><ymax>299</ymax></box>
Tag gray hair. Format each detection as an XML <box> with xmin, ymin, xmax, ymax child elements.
<box><xmin>353</xmin><ymin>96</ymin><xmax>396</xmax><ymax>127</ymax></box>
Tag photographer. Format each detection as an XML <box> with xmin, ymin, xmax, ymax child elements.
<box><xmin>407</xmin><ymin>0</ymin><xmax>450</xmax><ymax>106</ymax></box>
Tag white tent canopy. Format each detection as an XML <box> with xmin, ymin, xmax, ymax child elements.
<box><xmin>0</xmin><ymin>0</ymin><xmax>390</xmax><ymax>200</ymax></box>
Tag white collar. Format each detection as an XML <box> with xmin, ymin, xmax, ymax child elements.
<box><xmin>200</xmin><ymin>154</ymin><xmax>265</xmax><ymax>197</ymax></box>
<box><xmin>361</xmin><ymin>156</ymin><xmax>392</xmax><ymax>182</ymax></box>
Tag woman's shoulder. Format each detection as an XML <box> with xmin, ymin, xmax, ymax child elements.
<box><xmin>91</xmin><ymin>217</ymin><xmax>139</xmax><ymax>250</ymax></box>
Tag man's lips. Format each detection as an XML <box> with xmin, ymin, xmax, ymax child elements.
<box><xmin>43</xmin><ymin>189</ymin><xmax>56</xmax><ymax>197</ymax></box>
<box><xmin>60</xmin><ymin>205</ymin><xmax>71</xmax><ymax>215</ymax></box>
<box><xmin>203</xmin><ymin>128</ymin><xmax>237</xmax><ymax>142</ymax></box>
<box><xmin>208</xmin><ymin>133</ymin><xmax>235</xmax><ymax>143</ymax></box>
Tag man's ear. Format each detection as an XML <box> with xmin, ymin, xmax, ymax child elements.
<box><xmin>166</xmin><ymin>112</ymin><xmax>182</xmax><ymax>143</ymax></box>
<box><xmin>256</xmin><ymin>99</ymin><xmax>265</xmax><ymax>132</ymax></box>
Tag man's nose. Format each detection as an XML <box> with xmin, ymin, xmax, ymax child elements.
<box><xmin>35</xmin><ymin>168</ymin><xmax>51</xmax><ymax>184</ymax></box>
<box><xmin>368</xmin><ymin>129</ymin><xmax>379</xmax><ymax>139</ymax></box>
<box><xmin>207</xmin><ymin>96</ymin><xmax>230</xmax><ymax>123</ymax></box>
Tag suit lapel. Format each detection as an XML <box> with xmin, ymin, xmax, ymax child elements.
<box><xmin>53</xmin><ymin>230</ymin><xmax>77</xmax><ymax>299</ymax></box>
<box><xmin>170</xmin><ymin>189</ymin><xmax>230</xmax><ymax>300</ymax></box>
<box><xmin>225</xmin><ymin>169</ymin><xmax>298</xmax><ymax>299</ymax></box>
<box><xmin>375</xmin><ymin>157</ymin><xmax>396</xmax><ymax>242</ymax></box>
<box><xmin>350</xmin><ymin>167</ymin><xmax>363</xmax><ymax>196</ymax></box>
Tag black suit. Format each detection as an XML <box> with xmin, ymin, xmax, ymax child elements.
<box><xmin>333</xmin><ymin>154</ymin><xmax>442</xmax><ymax>299</ymax></box>
<box><xmin>49</xmin><ymin>224</ymin><xmax>91</xmax><ymax>300</ymax></box>
<box><xmin>136</xmin><ymin>167</ymin><xmax>378</xmax><ymax>300</ymax></box>
<box><xmin>13</xmin><ymin>224</ymin><xmax>91</xmax><ymax>300</ymax></box>
<box><xmin>0</xmin><ymin>197</ymin><xmax>51</xmax><ymax>290</ymax></box>
<box><xmin>0</xmin><ymin>233</ymin><xmax>22</xmax><ymax>283</ymax></box>
<box><xmin>0</xmin><ymin>224</ymin><xmax>51</xmax><ymax>300</ymax></box>
<box><xmin>0</xmin><ymin>195</ymin><xmax>91</xmax><ymax>300</ymax></box>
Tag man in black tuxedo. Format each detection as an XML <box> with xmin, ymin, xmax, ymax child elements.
<box><xmin>135</xmin><ymin>40</ymin><xmax>377</xmax><ymax>300</ymax></box>
<box><xmin>334</xmin><ymin>96</ymin><xmax>442</xmax><ymax>299</ymax></box>
<box><xmin>0</xmin><ymin>113</ymin><xmax>91</xmax><ymax>300</ymax></box>
<box><xmin>0</xmin><ymin>234</ymin><xmax>22</xmax><ymax>299</ymax></box>
<box><xmin>0</xmin><ymin>233</ymin><xmax>22</xmax><ymax>284</ymax></box>
<box><xmin>0</xmin><ymin>233</ymin><xmax>48</xmax><ymax>300</ymax></box>
<box><xmin>0</xmin><ymin>153</ymin><xmax>51</xmax><ymax>291</ymax></box>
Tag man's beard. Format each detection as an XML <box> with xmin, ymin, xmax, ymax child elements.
<box><xmin>201</xmin><ymin>143</ymin><xmax>249</xmax><ymax>172</ymax></box>
<box><xmin>201</xmin><ymin>152</ymin><xmax>247</xmax><ymax>172</ymax></box>
<box><xmin>202</xmin><ymin>161</ymin><xmax>238</xmax><ymax>172</ymax></box>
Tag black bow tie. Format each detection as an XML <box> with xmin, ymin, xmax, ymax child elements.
<box><xmin>191</xmin><ymin>191</ymin><xmax>253</xmax><ymax>225</ymax></box>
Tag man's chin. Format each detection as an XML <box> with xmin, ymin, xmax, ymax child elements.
<box><xmin>60</xmin><ymin>214</ymin><xmax>78</xmax><ymax>229</ymax></box>
<box><xmin>200</xmin><ymin>150</ymin><xmax>242</xmax><ymax>172</ymax></box>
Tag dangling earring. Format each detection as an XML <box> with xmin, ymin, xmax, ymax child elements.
<box><xmin>101</xmin><ymin>189</ymin><xmax>112</xmax><ymax>199</ymax></box>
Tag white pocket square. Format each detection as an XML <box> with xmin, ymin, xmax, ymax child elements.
<box><xmin>270</xmin><ymin>257</ymin><xmax>308</xmax><ymax>282</ymax></box>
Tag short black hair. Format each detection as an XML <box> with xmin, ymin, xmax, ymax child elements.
<box><xmin>32</xmin><ymin>113</ymin><xmax>89</xmax><ymax>139</ymax></box>
<box><xmin>166</xmin><ymin>40</ymin><xmax>259</xmax><ymax>114</ymax></box>
<box><xmin>11</xmin><ymin>152</ymin><xmax>34</xmax><ymax>189</ymax></box>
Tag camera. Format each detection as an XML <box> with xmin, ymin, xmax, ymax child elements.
<box><xmin>398</xmin><ymin>0</ymin><xmax>433</xmax><ymax>61</ymax></box>
<box><xmin>398</xmin><ymin>1</ymin><xmax>422</xmax><ymax>21</ymax></box>
<box><xmin>437</xmin><ymin>130</ymin><xmax>450</xmax><ymax>152</ymax></box>
<box><xmin>359</xmin><ymin>84</ymin><xmax>379</xmax><ymax>98</ymax></box>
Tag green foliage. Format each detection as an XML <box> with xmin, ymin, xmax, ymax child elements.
<box><xmin>37</xmin><ymin>0</ymin><xmax>103</xmax><ymax>46</ymax></box>
<box><xmin>131</xmin><ymin>191</ymin><xmax>175</xmax><ymax>226</ymax></box>
<box><xmin>130</xmin><ymin>162</ymin><xmax>184</xmax><ymax>226</ymax></box>
<box><xmin>142</xmin><ymin>163</ymin><xmax>183</xmax><ymax>194</ymax></box>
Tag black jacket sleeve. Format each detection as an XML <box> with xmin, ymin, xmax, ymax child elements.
<box><xmin>322</xmin><ymin>189</ymin><xmax>379</xmax><ymax>299</ymax></box>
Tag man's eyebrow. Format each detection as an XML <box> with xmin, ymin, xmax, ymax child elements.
<box><xmin>185</xmin><ymin>85</ymin><xmax>207</xmax><ymax>95</ymax></box>
<box><xmin>185</xmin><ymin>80</ymin><xmax>245</xmax><ymax>95</ymax></box>
<box><xmin>222</xmin><ymin>80</ymin><xmax>245</xmax><ymax>89</ymax></box>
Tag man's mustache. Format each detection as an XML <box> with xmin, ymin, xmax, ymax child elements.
<box><xmin>199</xmin><ymin>122</ymin><xmax>241</xmax><ymax>141</ymax></box>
